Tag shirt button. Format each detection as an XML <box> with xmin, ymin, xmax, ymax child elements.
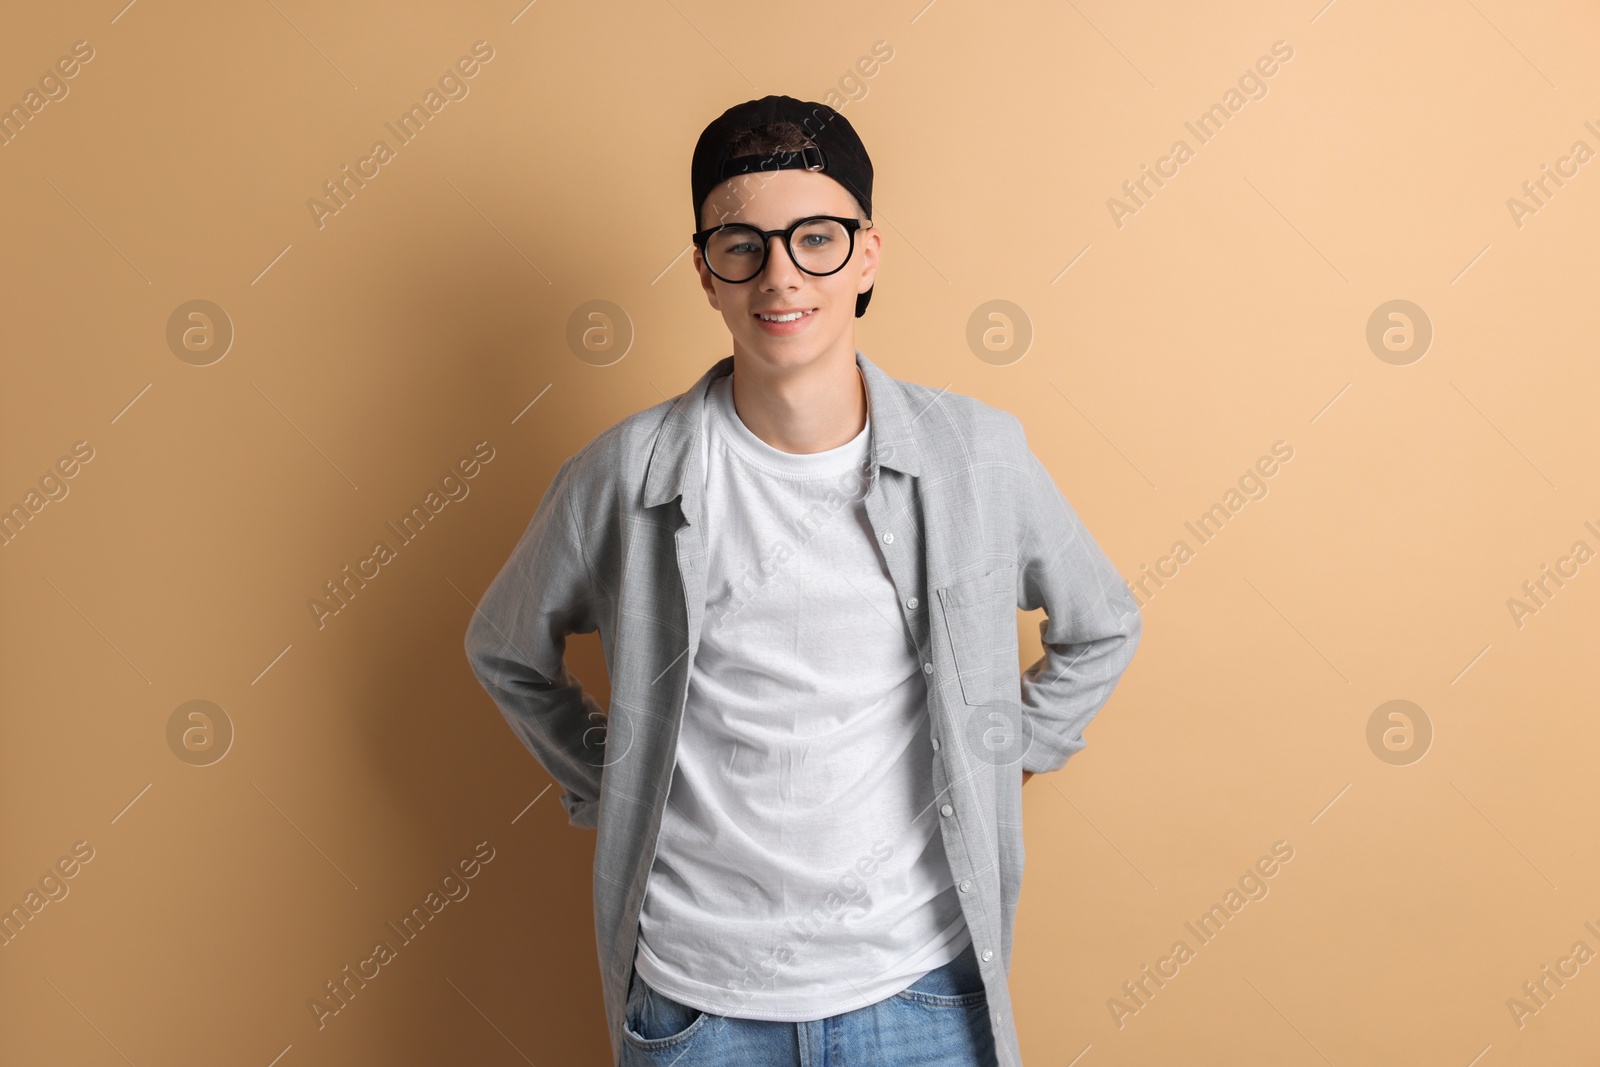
<box><xmin>922</xmin><ymin>661</ymin><xmax>933</xmax><ymax>674</ymax></box>
<box><xmin>882</xmin><ymin>531</ymin><xmax>894</xmax><ymax>544</ymax></box>
<box><xmin>939</xmin><ymin>803</ymin><xmax>953</xmax><ymax>817</ymax></box>
<box><xmin>906</xmin><ymin>596</ymin><xmax>919</xmax><ymax>609</ymax></box>
<box><xmin>982</xmin><ymin>949</ymin><xmax>994</xmax><ymax>962</ymax></box>
<box><xmin>959</xmin><ymin>879</ymin><xmax>972</xmax><ymax>893</ymax></box>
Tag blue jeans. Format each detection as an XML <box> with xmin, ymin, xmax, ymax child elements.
<box><xmin>619</xmin><ymin>940</ymin><xmax>1000</xmax><ymax>1066</ymax></box>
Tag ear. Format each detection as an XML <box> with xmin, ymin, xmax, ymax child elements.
<box><xmin>692</xmin><ymin>247</ymin><xmax>722</xmax><ymax>312</ymax></box>
<box><xmin>855</xmin><ymin>223</ymin><xmax>882</xmax><ymax>294</ymax></box>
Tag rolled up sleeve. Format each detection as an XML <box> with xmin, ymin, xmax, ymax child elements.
<box><xmin>464</xmin><ymin>454</ymin><xmax>607</xmax><ymax>828</ymax></box>
<box><xmin>1009</xmin><ymin>417</ymin><xmax>1142</xmax><ymax>774</ymax></box>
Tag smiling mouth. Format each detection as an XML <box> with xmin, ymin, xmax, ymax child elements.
<box><xmin>755</xmin><ymin>309</ymin><xmax>817</xmax><ymax>323</ymax></box>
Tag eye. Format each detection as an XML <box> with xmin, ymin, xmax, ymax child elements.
<box><xmin>710</xmin><ymin>227</ymin><xmax>764</xmax><ymax>257</ymax></box>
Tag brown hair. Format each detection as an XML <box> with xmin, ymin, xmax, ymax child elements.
<box><xmin>722</xmin><ymin>120</ymin><xmax>815</xmax><ymax>158</ymax></box>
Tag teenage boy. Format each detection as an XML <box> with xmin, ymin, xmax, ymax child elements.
<box><xmin>465</xmin><ymin>95</ymin><xmax>1142</xmax><ymax>1067</ymax></box>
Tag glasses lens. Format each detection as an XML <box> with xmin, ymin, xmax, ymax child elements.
<box><xmin>705</xmin><ymin>225</ymin><xmax>767</xmax><ymax>282</ymax></box>
<box><xmin>791</xmin><ymin>218</ymin><xmax>851</xmax><ymax>275</ymax></box>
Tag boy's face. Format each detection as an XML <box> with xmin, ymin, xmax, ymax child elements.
<box><xmin>694</xmin><ymin>169</ymin><xmax>880</xmax><ymax>371</ymax></box>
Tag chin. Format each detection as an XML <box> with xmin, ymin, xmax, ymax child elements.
<box><xmin>740</xmin><ymin>339</ymin><xmax>819</xmax><ymax>367</ymax></box>
<box><xmin>739</xmin><ymin>323</ymin><xmax>836</xmax><ymax>363</ymax></box>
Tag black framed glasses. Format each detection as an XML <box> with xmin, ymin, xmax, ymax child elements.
<box><xmin>691</xmin><ymin>215</ymin><xmax>870</xmax><ymax>284</ymax></box>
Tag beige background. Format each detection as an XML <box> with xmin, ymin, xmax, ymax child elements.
<box><xmin>3</xmin><ymin>0</ymin><xmax>1598</xmax><ymax>1064</ymax></box>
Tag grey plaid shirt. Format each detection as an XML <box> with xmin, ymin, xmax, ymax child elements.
<box><xmin>464</xmin><ymin>349</ymin><xmax>1142</xmax><ymax>1066</ymax></box>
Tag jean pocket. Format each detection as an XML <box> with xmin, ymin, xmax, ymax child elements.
<box><xmin>891</xmin><ymin>946</ymin><xmax>990</xmax><ymax>1009</ymax></box>
<box><xmin>892</xmin><ymin>985</ymin><xmax>989</xmax><ymax>1010</ymax></box>
<box><xmin>621</xmin><ymin>970</ymin><xmax>712</xmax><ymax>1052</ymax></box>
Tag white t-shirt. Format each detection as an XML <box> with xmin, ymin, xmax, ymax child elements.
<box><xmin>634</xmin><ymin>369</ymin><xmax>970</xmax><ymax>1021</ymax></box>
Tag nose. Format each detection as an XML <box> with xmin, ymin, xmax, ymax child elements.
<box><xmin>758</xmin><ymin>234</ymin><xmax>805</xmax><ymax>287</ymax></box>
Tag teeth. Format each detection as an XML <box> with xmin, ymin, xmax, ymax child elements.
<box><xmin>758</xmin><ymin>309</ymin><xmax>813</xmax><ymax>322</ymax></box>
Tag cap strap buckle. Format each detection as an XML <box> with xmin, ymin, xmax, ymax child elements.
<box><xmin>718</xmin><ymin>144</ymin><xmax>829</xmax><ymax>180</ymax></box>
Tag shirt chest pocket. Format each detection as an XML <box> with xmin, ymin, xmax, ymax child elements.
<box><xmin>936</xmin><ymin>563</ymin><xmax>1018</xmax><ymax>706</ymax></box>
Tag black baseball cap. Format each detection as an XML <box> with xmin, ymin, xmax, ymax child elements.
<box><xmin>690</xmin><ymin>95</ymin><xmax>876</xmax><ymax>317</ymax></box>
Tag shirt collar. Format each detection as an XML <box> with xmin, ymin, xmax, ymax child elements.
<box><xmin>641</xmin><ymin>348</ymin><xmax>923</xmax><ymax>515</ymax></box>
